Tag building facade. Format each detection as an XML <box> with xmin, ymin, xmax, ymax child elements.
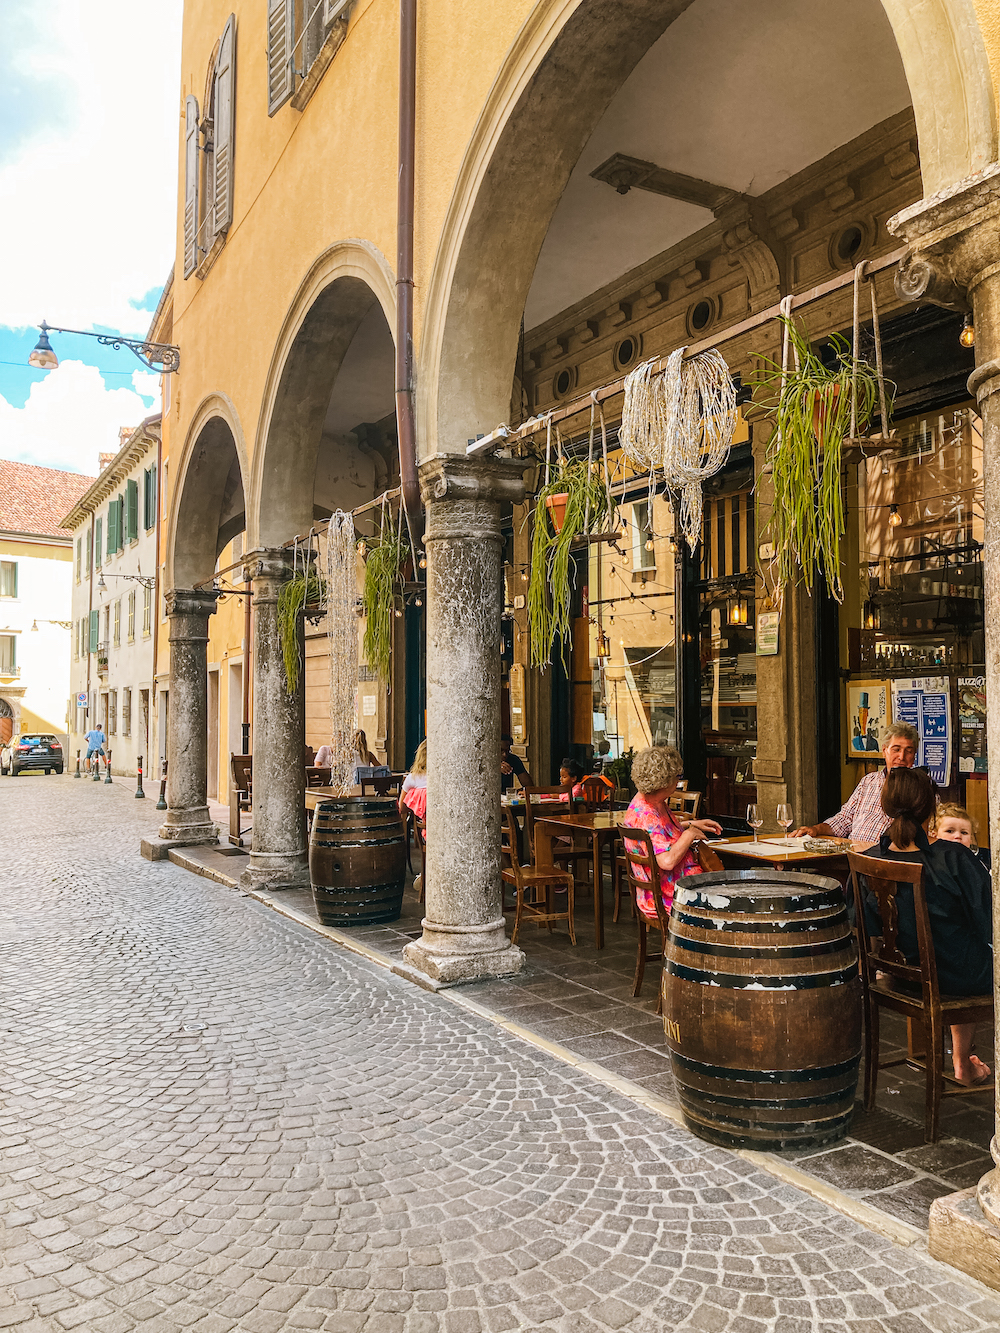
<box><xmin>0</xmin><ymin>460</ymin><xmax>94</xmax><ymax>753</ymax></box>
<box><xmin>62</xmin><ymin>419</ymin><xmax>161</xmax><ymax>778</ymax></box>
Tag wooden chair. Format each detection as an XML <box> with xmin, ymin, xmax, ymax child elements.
<box><xmin>304</xmin><ymin>745</ymin><xmax>316</xmax><ymax>765</ymax></box>
<box><xmin>306</xmin><ymin>765</ymin><xmax>332</xmax><ymax>788</ymax></box>
<box><xmin>229</xmin><ymin>753</ymin><xmax>252</xmax><ymax>847</ymax></box>
<box><xmin>848</xmin><ymin>849</ymin><xmax>994</xmax><ymax>1142</ymax></box>
<box><xmin>669</xmin><ymin>790</ymin><xmax>702</xmax><ymax>819</ymax></box>
<box><xmin>522</xmin><ymin>786</ymin><xmax>591</xmax><ymax>887</ymax></box>
<box><xmin>360</xmin><ymin>771</ymin><xmax>401</xmax><ymax>797</ymax></box>
<box><xmin>619</xmin><ymin>826</ymin><xmax>671</xmax><ymax>1014</ymax></box>
<box><xmin>577</xmin><ymin>776</ymin><xmax>613</xmax><ymax>812</ymax></box>
<box><xmin>501</xmin><ymin>807</ymin><xmax>575</xmax><ymax>945</ymax></box>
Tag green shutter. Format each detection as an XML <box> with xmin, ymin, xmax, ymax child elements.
<box><xmin>86</xmin><ymin>527</ymin><xmax>92</xmax><ymax>574</ymax></box>
<box><xmin>126</xmin><ymin>479</ymin><xmax>139</xmax><ymax>542</ymax></box>
<box><xmin>89</xmin><ymin>610</ymin><xmax>99</xmax><ymax>653</ymax></box>
<box><xmin>76</xmin><ymin>537</ymin><xmax>81</xmax><ymax>581</ymax></box>
<box><xmin>144</xmin><ymin>465</ymin><xmax>157</xmax><ymax>530</ymax></box>
<box><xmin>95</xmin><ymin>517</ymin><xmax>102</xmax><ymax>566</ymax></box>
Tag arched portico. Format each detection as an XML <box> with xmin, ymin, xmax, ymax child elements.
<box><xmin>158</xmin><ymin>400</ymin><xmax>248</xmax><ymax>848</ymax></box>
<box><xmin>240</xmin><ymin>240</ymin><xmax>400</xmax><ymax>890</ymax></box>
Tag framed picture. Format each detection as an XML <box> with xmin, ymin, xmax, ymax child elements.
<box><xmin>846</xmin><ymin>680</ymin><xmax>891</xmax><ymax>761</ymax></box>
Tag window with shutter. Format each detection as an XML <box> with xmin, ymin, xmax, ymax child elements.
<box><xmin>76</xmin><ymin>538</ymin><xmax>82</xmax><ymax>582</ymax></box>
<box><xmin>268</xmin><ymin>0</ymin><xmax>294</xmax><ymax>115</ymax></box>
<box><xmin>214</xmin><ymin>16</ymin><xmax>236</xmax><ymax>233</ymax></box>
<box><xmin>126</xmin><ymin>478</ymin><xmax>139</xmax><ymax>542</ymax></box>
<box><xmin>183</xmin><ymin>95</ymin><xmax>200</xmax><ymax>278</ymax></box>
<box><xmin>107</xmin><ymin>501</ymin><xmax>118</xmax><ymax>556</ymax></box>
<box><xmin>95</xmin><ymin>518</ymin><xmax>102</xmax><ymax>567</ymax></box>
<box><xmin>86</xmin><ymin>527</ymin><xmax>92</xmax><ymax>575</ymax></box>
<box><xmin>144</xmin><ymin>465</ymin><xmax>157</xmax><ymax>530</ymax></box>
<box><xmin>89</xmin><ymin>610</ymin><xmax>99</xmax><ymax>654</ymax></box>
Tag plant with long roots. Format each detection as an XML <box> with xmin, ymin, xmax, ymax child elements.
<box><xmin>755</xmin><ymin>316</ymin><xmax>884</xmax><ymax>603</ymax></box>
<box><xmin>277</xmin><ymin>572</ymin><xmax>327</xmax><ymax>696</ymax></box>
<box><xmin>362</xmin><ymin>528</ymin><xmax>409</xmax><ymax>681</ymax></box>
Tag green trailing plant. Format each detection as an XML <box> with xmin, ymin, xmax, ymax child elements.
<box><xmin>362</xmin><ymin>528</ymin><xmax>409</xmax><ymax>681</ymax></box>
<box><xmin>528</xmin><ymin>458</ymin><xmax>614</xmax><ymax>670</ymax></box>
<box><xmin>754</xmin><ymin>316</ymin><xmax>886</xmax><ymax>603</ymax></box>
<box><xmin>277</xmin><ymin>572</ymin><xmax>326</xmax><ymax>696</ymax></box>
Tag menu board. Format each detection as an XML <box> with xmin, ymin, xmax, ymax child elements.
<box><xmin>891</xmin><ymin>676</ymin><xmax>952</xmax><ymax>786</ymax></box>
<box><xmin>958</xmin><ymin>676</ymin><xmax>987</xmax><ymax>773</ymax></box>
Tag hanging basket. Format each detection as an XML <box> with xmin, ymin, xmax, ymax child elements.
<box><xmin>544</xmin><ymin>492</ymin><xmax>569</xmax><ymax>533</ymax></box>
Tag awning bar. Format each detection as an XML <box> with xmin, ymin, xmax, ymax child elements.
<box><xmin>467</xmin><ymin>246</ymin><xmax>908</xmax><ymax>456</ymax></box>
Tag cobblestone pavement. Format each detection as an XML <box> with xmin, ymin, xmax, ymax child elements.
<box><xmin>4</xmin><ymin>776</ymin><xmax>1000</xmax><ymax>1333</ymax></box>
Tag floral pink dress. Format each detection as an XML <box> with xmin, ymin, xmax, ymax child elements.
<box><xmin>621</xmin><ymin>792</ymin><xmax>702</xmax><ymax>918</ymax></box>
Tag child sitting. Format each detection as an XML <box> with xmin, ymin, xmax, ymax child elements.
<box><xmin>931</xmin><ymin>802</ymin><xmax>990</xmax><ymax>872</ymax></box>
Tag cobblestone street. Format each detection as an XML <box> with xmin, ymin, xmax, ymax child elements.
<box><xmin>4</xmin><ymin>776</ymin><xmax>1000</xmax><ymax>1333</ymax></box>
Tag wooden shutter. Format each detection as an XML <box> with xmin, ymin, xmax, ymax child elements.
<box><xmin>213</xmin><ymin>16</ymin><xmax>236</xmax><ymax>233</ymax></box>
<box><xmin>89</xmin><ymin>610</ymin><xmax>99</xmax><ymax>654</ymax></box>
<box><xmin>86</xmin><ymin>527</ymin><xmax>92</xmax><ymax>574</ymax></box>
<box><xmin>95</xmin><ymin>517</ymin><xmax>102</xmax><ymax>566</ymax></box>
<box><xmin>267</xmin><ymin>0</ymin><xmax>294</xmax><ymax>115</ymax></box>
<box><xmin>183</xmin><ymin>95</ymin><xmax>200</xmax><ymax>277</ymax></box>
<box><xmin>126</xmin><ymin>479</ymin><xmax>139</xmax><ymax>542</ymax></box>
<box><xmin>144</xmin><ymin>465</ymin><xmax>157</xmax><ymax>530</ymax></box>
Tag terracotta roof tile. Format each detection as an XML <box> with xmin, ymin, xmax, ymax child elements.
<box><xmin>0</xmin><ymin>460</ymin><xmax>96</xmax><ymax>541</ymax></box>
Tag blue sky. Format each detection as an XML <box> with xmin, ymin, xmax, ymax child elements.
<box><xmin>0</xmin><ymin>2</ymin><xmax>181</xmax><ymax>473</ymax></box>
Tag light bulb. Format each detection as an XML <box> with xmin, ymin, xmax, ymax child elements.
<box><xmin>520</xmin><ymin>570</ymin><xmax>527</xmax><ymax>582</ymax></box>
<box><xmin>888</xmin><ymin>505</ymin><xmax>902</xmax><ymax>528</ymax></box>
<box><xmin>960</xmin><ymin>315</ymin><xmax>975</xmax><ymax>348</ymax></box>
<box><xmin>644</xmin><ymin>538</ymin><xmax>655</xmax><ymax>552</ymax></box>
<box><xmin>418</xmin><ymin>556</ymin><xmax>427</xmax><ymax>570</ymax></box>
<box><xmin>415</xmin><ymin>596</ymin><xmax>423</xmax><ymax>606</ymax></box>
<box><xmin>394</xmin><ymin>608</ymin><xmax>403</xmax><ymax>618</ymax></box>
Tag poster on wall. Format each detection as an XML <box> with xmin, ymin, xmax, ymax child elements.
<box><xmin>891</xmin><ymin>676</ymin><xmax>952</xmax><ymax>786</ymax></box>
<box><xmin>846</xmin><ymin>681</ymin><xmax>891</xmax><ymax>760</ymax></box>
<box><xmin>756</xmin><ymin>611</ymin><xmax>779</xmax><ymax>656</ymax></box>
<box><xmin>958</xmin><ymin>676</ymin><xmax>987</xmax><ymax>773</ymax></box>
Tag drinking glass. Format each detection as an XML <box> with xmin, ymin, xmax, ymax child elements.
<box><xmin>747</xmin><ymin>804</ymin><xmax>763</xmax><ymax>843</ymax></box>
<box><xmin>776</xmin><ymin>803</ymin><xmax>793</xmax><ymax>844</ymax></box>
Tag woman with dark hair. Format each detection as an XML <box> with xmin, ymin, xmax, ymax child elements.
<box><xmin>870</xmin><ymin>767</ymin><xmax>993</xmax><ymax>1086</ymax></box>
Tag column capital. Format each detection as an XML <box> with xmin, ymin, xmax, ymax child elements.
<box><xmin>243</xmin><ymin>547</ymin><xmax>299</xmax><ymax>583</ymax></box>
<box><xmin>418</xmin><ymin>452</ymin><xmax>529</xmax><ymax>508</ymax></box>
<box><xmin>164</xmin><ymin>588</ymin><xmax>220</xmax><ymax>621</ymax></box>
<box><xmin>889</xmin><ymin>164</ymin><xmax>1000</xmax><ymax>299</ymax></box>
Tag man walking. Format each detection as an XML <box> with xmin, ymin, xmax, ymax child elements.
<box><xmin>85</xmin><ymin>724</ymin><xmax>106</xmax><ymax>774</ymax></box>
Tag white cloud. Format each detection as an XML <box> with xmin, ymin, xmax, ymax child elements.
<box><xmin>0</xmin><ymin>2</ymin><xmax>182</xmax><ymax>337</ymax></box>
<box><xmin>0</xmin><ymin>361</ymin><xmax>160</xmax><ymax>474</ymax></box>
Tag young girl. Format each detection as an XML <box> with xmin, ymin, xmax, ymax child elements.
<box><xmin>399</xmin><ymin>740</ymin><xmax>427</xmax><ymax>820</ymax></box>
<box><xmin>931</xmin><ymin>802</ymin><xmax>990</xmax><ymax>872</ymax></box>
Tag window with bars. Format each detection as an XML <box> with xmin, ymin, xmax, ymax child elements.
<box><xmin>128</xmin><ymin>590</ymin><xmax>136</xmax><ymax>642</ymax></box>
<box><xmin>143</xmin><ymin>584</ymin><xmax>152</xmax><ymax>636</ymax></box>
<box><xmin>122</xmin><ymin>688</ymin><xmax>132</xmax><ymax>738</ymax></box>
<box><xmin>0</xmin><ymin>561</ymin><xmax>17</xmax><ymax>598</ymax></box>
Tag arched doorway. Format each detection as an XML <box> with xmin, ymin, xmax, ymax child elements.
<box><xmin>0</xmin><ymin>697</ymin><xmax>13</xmax><ymax>747</ymax></box>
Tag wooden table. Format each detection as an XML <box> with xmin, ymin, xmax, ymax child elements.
<box><xmin>709</xmin><ymin>835</ymin><xmax>873</xmax><ymax>881</ymax></box>
<box><xmin>533</xmin><ymin>811</ymin><xmax>628</xmax><ymax>949</ymax></box>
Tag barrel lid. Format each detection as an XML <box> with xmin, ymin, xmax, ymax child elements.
<box><xmin>313</xmin><ymin>797</ymin><xmax>399</xmax><ymax>813</ymax></box>
<box><xmin>675</xmin><ymin>867</ymin><xmax>843</xmax><ymax>914</ymax></box>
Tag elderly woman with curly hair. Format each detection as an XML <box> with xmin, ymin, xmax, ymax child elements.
<box><xmin>621</xmin><ymin>745</ymin><xmax>722</xmax><ymax>917</ymax></box>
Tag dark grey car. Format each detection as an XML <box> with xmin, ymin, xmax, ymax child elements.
<box><xmin>0</xmin><ymin>734</ymin><xmax>64</xmax><ymax>775</ymax></box>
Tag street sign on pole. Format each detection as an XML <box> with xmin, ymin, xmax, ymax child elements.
<box><xmin>77</xmin><ymin>692</ymin><xmax>88</xmax><ymax>707</ymax></box>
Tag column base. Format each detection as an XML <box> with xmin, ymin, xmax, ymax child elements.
<box><xmin>929</xmin><ymin>1186</ymin><xmax>1000</xmax><ymax>1291</ymax></box>
<box><xmin>156</xmin><ymin>813</ymin><xmax>219</xmax><ymax>845</ymax></box>
<box><xmin>239</xmin><ymin>851</ymin><xmax>310</xmax><ymax>892</ymax></box>
<box><xmin>401</xmin><ymin>916</ymin><xmax>525</xmax><ymax>984</ymax></box>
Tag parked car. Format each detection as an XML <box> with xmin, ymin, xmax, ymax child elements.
<box><xmin>0</xmin><ymin>734</ymin><xmax>64</xmax><ymax>776</ymax></box>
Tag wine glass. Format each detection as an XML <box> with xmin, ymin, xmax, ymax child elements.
<box><xmin>747</xmin><ymin>804</ymin><xmax>763</xmax><ymax>843</ymax></box>
<box><xmin>776</xmin><ymin>803</ymin><xmax>793</xmax><ymax>844</ymax></box>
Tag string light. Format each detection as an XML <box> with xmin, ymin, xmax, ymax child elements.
<box><xmin>418</xmin><ymin>556</ymin><xmax>427</xmax><ymax>570</ymax></box>
<box><xmin>394</xmin><ymin>608</ymin><xmax>403</xmax><ymax>618</ymax></box>
<box><xmin>520</xmin><ymin>569</ymin><xmax>528</xmax><ymax>583</ymax></box>
<box><xmin>960</xmin><ymin>314</ymin><xmax>975</xmax><ymax>348</ymax></box>
<box><xmin>644</xmin><ymin>538</ymin><xmax>655</xmax><ymax>552</ymax></box>
<box><xmin>415</xmin><ymin>596</ymin><xmax>423</xmax><ymax>606</ymax></box>
<box><xmin>888</xmin><ymin>504</ymin><xmax>902</xmax><ymax>528</ymax></box>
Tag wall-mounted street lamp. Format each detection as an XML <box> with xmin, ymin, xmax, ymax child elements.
<box><xmin>97</xmin><ymin>571</ymin><xmax>156</xmax><ymax>592</ymax></box>
<box><xmin>29</xmin><ymin>320</ymin><xmax>181</xmax><ymax>374</ymax></box>
<box><xmin>31</xmin><ymin>619</ymin><xmax>72</xmax><ymax>631</ymax></box>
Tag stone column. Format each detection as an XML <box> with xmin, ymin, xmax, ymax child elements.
<box><xmin>158</xmin><ymin>588</ymin><xmax>220</xmax><ymax>843</ymax></box>
<box><xmin>402</xmin><ymin>453</ymin><xmax>529</xmax><ymax>984</ymax></box>
<box><xmin>240</xmin><ymin>548</ymin><xmax>311</xmax><ymax>891</ymax></box>
<box><xmin>889</xmin><ymin>166</ymin><xmax>1000</xmax><ymax>1283</ymax></box>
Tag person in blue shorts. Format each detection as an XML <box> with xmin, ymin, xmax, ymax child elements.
<box><xmin>85</xmin><ymin>726</ymin><xmax>106</xmax><ymax>773</ymax></box>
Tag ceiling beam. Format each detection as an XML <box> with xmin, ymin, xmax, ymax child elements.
<box><xmin>590</xmin><ymin>152</ymin><xmax>744</xmax><ymax>215</ymax></box>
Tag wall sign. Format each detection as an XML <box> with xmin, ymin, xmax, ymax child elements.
<box><xmin>756</xmin><ymin>611</ymin><xmax>779</xmax><ymax>656</ymax></box>
<box><xmin>846</xmin><ymin>681</ymin><xmax>890</xmax><ymax>761</ymax></box>
<box><xmin>958</xmin><ymin>676</ymin><xmax>987</xmax><ymax>773</ymax></box>
<box><xmin>891</xmin><ymin>676</ymin><xmax>952</xmax><ymax>786</ymax></box>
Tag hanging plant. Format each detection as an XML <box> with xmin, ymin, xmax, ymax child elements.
<box><xmin>361</xmin><ymin>526</ymin><xmax>409</xmax><ymax>681</ymax></box>
<box><xmin>277</xmin><ymin>571</ymin><xmax>327</xmax><ymax>696</ymax></box>
<box><xmin>528</xmin><ymin>458</ymin><xmax>613</xmax><ymax>670</ymax></box>
<box><xmin>325</xmin><ymin>512</ymin><xmax>361</xmax><ymax>795</ymax></box>
<box><xmin>754</xmin><ymin>316</ymin><xmax>886</xmax><ymax>603</ymax></box>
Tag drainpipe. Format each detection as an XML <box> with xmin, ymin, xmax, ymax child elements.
<box><xmin>395</xmin><ymin>0</ymin><xmax>421</xmax><ymax>557</ymax></box>
<box><xmin>151</xmin><ymin>421</ymin><xmax>162</xmax><ymax>761</ymax></box>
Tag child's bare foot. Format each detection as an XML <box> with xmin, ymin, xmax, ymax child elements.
<box><xmin>953</xmin><ymin>1053</ymin><xmax>992</xmax><ymax>1085</ymax></box>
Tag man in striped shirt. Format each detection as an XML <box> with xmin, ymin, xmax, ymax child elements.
<box><xmin>793</xmin><ymin>722</ymin><xmax>919</xmax><ymax>845</ymax></box>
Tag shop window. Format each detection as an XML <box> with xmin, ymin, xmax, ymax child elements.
<box><xmin>122</xmin><ymin>688</ymin><xmax>131</xmax><ymax>738</ymax></box>
<box><xmin>0</xmin><ymin>560</ymin><xmax>16</xmax><ymax>598</ymax></box>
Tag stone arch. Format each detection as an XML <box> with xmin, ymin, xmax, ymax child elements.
<box><xmin>248</xmin><ymin>239</ymin><xmax>397</xmax><ymax>550</ymax></box>
<box><xmin>168</xmin><ymin>392</ymin><xmax>250</xmax><ymax>590</ymax></box>
<box><xmin>418</xmin><ymin>0</ymin><xmax>997</xmax><ymax>455</ymax></box>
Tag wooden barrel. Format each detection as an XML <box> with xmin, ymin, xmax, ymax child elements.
<box><xmin>662</xmin><ymin>868</ymin><xmax>861</xmax><ymax>1152</ymax></box>
<box><xmin>309</xmin><ymin>799</ymin><xmax>406</xmax><ymax>926</ymax></box>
